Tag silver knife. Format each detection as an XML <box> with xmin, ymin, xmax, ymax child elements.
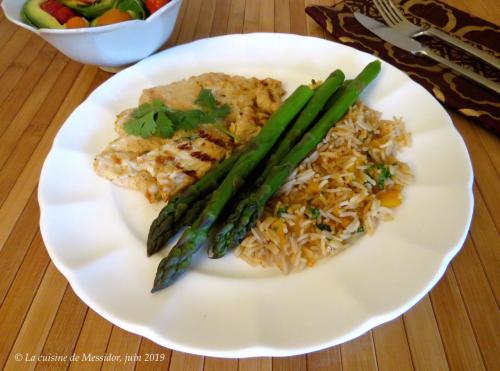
<box><xmin>353</xmin><ymin>11</ymin><xmax>500</xmax><ymax>95</ymax></box>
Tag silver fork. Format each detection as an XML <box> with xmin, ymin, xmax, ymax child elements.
<box><xmin>373</xmin><ymin>0</ymin><xmax>500</xmax><ymax>70</ymax></box>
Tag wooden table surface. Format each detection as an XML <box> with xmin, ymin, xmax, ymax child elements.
<box><xmin>0</xmin><ymin>0</ymin><xmax>499</xmax><ymax>370</ymax></box>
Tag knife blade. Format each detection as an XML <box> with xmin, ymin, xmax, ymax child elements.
<box><xmin>353</xmin><ymin>12</ymin><xmax>500</xmax><ymax>95</ymax></box>
<box><xmin>354</xmin><ymin>12</ymin><xmax>424</xmax><ymax>54</ymax></box>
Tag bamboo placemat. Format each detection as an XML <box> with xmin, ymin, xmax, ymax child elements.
<box><xmin>0</xmin><ymin>0</ymin><xmax>498</xmax><ymax>369</ymax></box>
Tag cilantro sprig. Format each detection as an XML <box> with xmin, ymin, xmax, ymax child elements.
<box><xmin>123</xmin><ymin>89</ymin><xmax>232</xmax><ymax>140</ymax></box>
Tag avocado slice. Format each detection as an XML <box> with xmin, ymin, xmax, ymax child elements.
<box><xmin>22</xmin><ymin>0</ymin><xmax>64</xmax><ymax>29</ymax></box>
<box><xmin>20</xmin><ymin>8</ymin><xmax>38</xmax><ymax>27</ymax></box>
<box><xmin>59</xmin><ymin>0</ymin><xmax>116</xmax><ymax>18</ymax></box>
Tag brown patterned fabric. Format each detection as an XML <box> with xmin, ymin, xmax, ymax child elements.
<box><xmin>306</xmin><ymin>0</ymin><xmax>500</xmax><ymax>135</ymax></box>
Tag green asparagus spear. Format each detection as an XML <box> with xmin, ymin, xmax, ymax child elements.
<box><xmin>183</xmin><ymin>196</ymin><xmax>210</xmax><ymax>226</ymax></box>
<box><xmin>209</xmin><ymin>70</ymin><xmax>345</xmax><ymax>257</ymax></box>
<box><xmin>214</xmin><ymin>61</ymin><xmax>382</xmax><ymax>257</ymax></box>
<box><xmin>258</xmin><ymin>70</ymin><xmax>345</xmax><ymax>182</ymax></box>
<box><xmin>151</xmin><ymin>85</ymin><xmax>314</xmax><ymax>292</ymax></box>
<box><xmin>323</xmin><ymin>79</ymin><xmax>352</xmax><ymax>112</ymax></box>
<box><xmin>147</xmin><ymin>148</ymin><xmax>245</xmax><ymax>256</ymax></box>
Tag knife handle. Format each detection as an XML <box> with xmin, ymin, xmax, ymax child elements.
<box><xmin>420</xmin><ymin>48</ymin><xmax>500</xmax><ymax>95</ymax></box>
<box><xmin>424</xmin><ymin>28</ymin><xmax>500</xmax><ymax>70</ymax></box>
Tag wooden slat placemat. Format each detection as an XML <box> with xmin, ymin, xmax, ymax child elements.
<box><xmin>0</xmin><ymin>1</ymin><xmax>499</xmax><ymax>370</ymax></box>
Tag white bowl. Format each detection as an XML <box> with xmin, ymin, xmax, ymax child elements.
<box><xmin>1</xmin><ymin>0</ymin><xmax>183</xmax><ymax>68</ymax></box>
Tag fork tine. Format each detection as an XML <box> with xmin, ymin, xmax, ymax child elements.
<box><xmin>382</xmin><ymin>0</ymin><xmax>405</xmax><ymax>23</ymax></box>
<box><xmin>372</xmin><ymin>0</ymin><xmax>399</xmax><ymax>27</ymax></box>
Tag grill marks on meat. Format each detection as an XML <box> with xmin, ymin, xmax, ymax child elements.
<box><xmin>190</xmin><ymin>151</ymin><xmax>217</xmax><ymax>163</ymax></box>
<box><xmin>94</xmin><ymin>124</ymin><xmax>230</xmax><ymax>202</ymax></box>
<box><xmin>181</xmin><ymin>169</ymin><xmax>199</xmax><ymax>180</ymax></box>
<box><xmin>94</xmin><ymin>73</ymin><xmax>284</xmax><ymax>203</ymax></box>
<box><xmin>198</xmin><ymin>129</ymin><xmax>230</xmax><ymax>149</ymax></box>
<box><xmin>177</xmin><ymin>142</ymin><xmax>192</xmax><ymax>151</ymax></box>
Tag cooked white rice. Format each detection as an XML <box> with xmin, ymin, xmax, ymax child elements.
<box><xmin>235</xmin><ymin>103</ymin><xmax>413</xmax><ymax>273</ymax></box>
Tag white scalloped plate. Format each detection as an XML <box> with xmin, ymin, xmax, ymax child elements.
<box><xmin>38</xmin><ymin>33</ymin><xmax>473</xmax><ymax>358</ymax></box>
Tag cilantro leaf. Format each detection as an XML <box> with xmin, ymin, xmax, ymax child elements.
<box><xmin>151</xmin><ymin>99</ymin><xmax>169</xmax><ymax>112</ymax></box>
<box><xmin>195</xmin><ymin>89</ymin><xmax>218</xmax><ymax>111</ymax></box>
<box><xmin>155</xmin><ymin>111</ymin><xmax>175</xmax><ymax>138</ymax></box>
<box><xmin>207</xmin><ymin>104</ymin><xmax>231</xmax><ymax>122</ymax></box>
<box><xmin>195</xmin><ymin>89</ymin><xmax>231</xmax><ymax>123</ymax></box>
<box><xmin>169</xmin><ymin>110</ymin><xmax>206</xmax><ymax>131</ymax></box>
<box><xmin>123</xmin><ymin>111</ymin><xmax>156</xmax><ymax>138</ymax></box>
<box><xmin>124</xmin><ymin>102</ymin><xmax>161</xmax><ymax>138</ymax></box>
<box><xmin>123</xmin><ymin>90</ymin><xmax>231</xmax><ymax>139</ymax></box>
<box><xmin>132</xmin><ymin>102</ymin><xmax>154</xmax><ymax>118</ymax></box>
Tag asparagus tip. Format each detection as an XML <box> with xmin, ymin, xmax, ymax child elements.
<box><xmin>146</xmin><ymin>244</ymin><xmax>157</xmax><ymax>258</ymax></box>
<box><xmin>151</xmin><ymin>282</ymin><xmax>169</xmax><ymax>293</ymax></box>
<box><xmin>151</xmin><ymin>272</ymin><xmax>174</xmax><ymax>292</ymax></box>
<box><xmin>207</xmin><ymin>250</ymin><xmax>221</xmax><ymax>259</ymax></box>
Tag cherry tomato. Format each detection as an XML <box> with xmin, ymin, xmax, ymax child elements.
<box><xmin>54</xmin><ymin>6</ymin><xmax>77</xmax><ymax>24</ymax></box>
<box><xmin>145</xmin><ymin>0</ymin><xmax>170</xmax><ymax>14</ymax></box>
<box><xmin>40</xmin><ymin>0</ymin><xmax>77</xmax><ymax>24</ymax></box>
<box><xmin>40</xmin><ymin>0</ymin><xmax>63</xmax><ymax>15</ymax></box>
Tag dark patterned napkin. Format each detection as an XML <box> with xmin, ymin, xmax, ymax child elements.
<box><xmin>306</xmin><ymin>0</ymin><xmax>500</xmax><ymax>135</ymax></box>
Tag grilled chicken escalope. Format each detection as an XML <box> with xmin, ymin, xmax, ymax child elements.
<box><xmin>94</xmin><ymin>73</ymin><xmax>285</xmax><ymax>203</ymax></box>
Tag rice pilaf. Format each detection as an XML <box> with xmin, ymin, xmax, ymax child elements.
<box><xmin>235</xmin><ymin>103</ymin><xmax>413</xmax><ymax>272</ymax></box>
